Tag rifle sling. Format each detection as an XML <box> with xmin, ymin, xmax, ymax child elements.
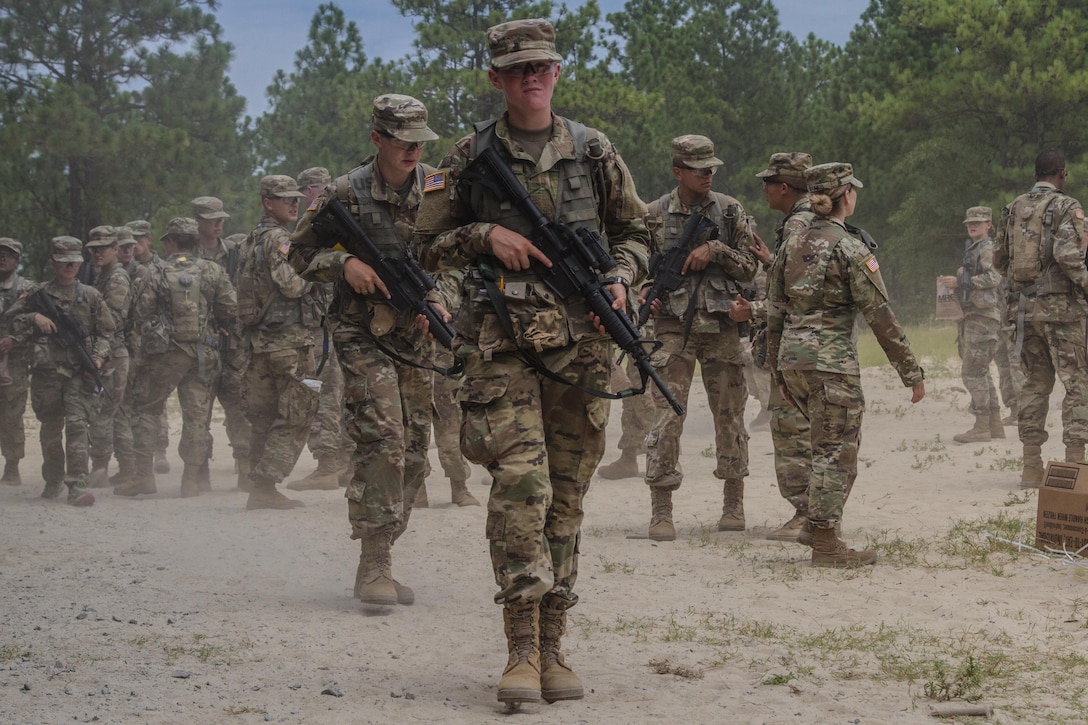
<box><xmin>354</xmin><ymin>296</ymin><xmax>462</xmax><ymax>378</ymax></box>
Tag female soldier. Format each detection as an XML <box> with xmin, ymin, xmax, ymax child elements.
<box><xmin>766</xmin><ymin>162</ymin><xmax>925</xmax><ymax>567</ymax></box>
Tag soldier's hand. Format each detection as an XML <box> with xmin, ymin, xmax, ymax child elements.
<box><xmin>416</xmin><ymin>303</ymin><xmax>452</xmax><ymax>341</ymax></box>
<box><xmin>910</xmin><ymin>381</ymin><xmax>925</xmax><ymax>404</ymax></box>
<box><xmin>729</xmin><ymin>294</ymin><xmax>752</xmax><ymax>322</ymax></box>
<box><xmin>938</xmin><ymin>275</ymin><xmax>958</xmax><ymax>288</ymax></box>
<box><xmin>343</xmin><ymin>257</ymin><xmax>390</xmax><ymax>299</ymax></box>
<box><xmin>682</xmin><ymin>243</ymin><xmax>713</xmax><ymax>274</ymax></box>
<box><xmin>0</xmin><ymin>336</ymin><xmax>12</xmax><ymax>354</ymax></box>
<box><xmin>490</xmin><ymin>226</ymin><xmax>551</xmax><ymax>272</ymax></box>
<box><xmin>749</xmin><ymin>233</ymin><xmax>772</xmax><ymax>266</ymax></box>
<box><xmin>33</xmin><ymin>313</ymin><xmax>57</xmax><ymax>335</ymax></box>
<box><xmin>779</xmin><ymin>383</ymin><xmax>798</xmax><ymax>410</ymax></box>
<box><xmin>589</xmin><ymin>282</ymin><xmax>627</xmax><ymax>335</ymax></box>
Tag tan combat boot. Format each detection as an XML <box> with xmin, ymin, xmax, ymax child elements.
<box><xmin>1002</xmin><ymin>404</ymin><xmax>1019</xmax><ymax>427</ymax></box>
<box><xmin>450</xmin><ymin>478</ymin><xmax>480</xmax><ymax>507</ymax></box>
<box><xmin>718</xmin><ymin>478</ymin><xmax>745</xmax><ymax>531</ymax></box>
<box><xmin>497</xmin><ymin>603</ymin><xmax>541</xmax><ymax>704</ymax></box>
<box><xmin>539</xmin><ymin>604</ymin><xmax>583</xmax><ymax>702</ymax></box>
<box><xmin>797</xmin><ymin>518</ymin><xmax>841</xmax><ymax>547</ymax></box>
<box><xmin>598</xmin><ymin>450</ymin><xmax>640</xmax><ymax>479</ymax></box>
<box><xmin>180</xmin><ymin>462</ymin><xmax>201</xmax><ymax>498</ymax></box>
<box><xmin>114</xmin><ymin>457</ymin><xmax>157</xmax><ymax>497</ymax></box>
<box><xmin>354</xmin><ymin>529</ymin><xmax>397</xmax><ymax>606</ymax></box>
<box><xmin>766</xmin><ymin>509</ymin><xmax>807</xmax><ymax>541</ymax></box>
<box><xmin>153</xmin><ymin>449</ymin><xmax>170</xmax><ymax>474</ymax></box>
<box><xmin>1066</xmin><ymin>444</ymin><xmax>1086</xmax><ymax>464</ymax></box>
<box><xmin>287</xmin><ymin>453</ymin><xmax>340</xmax><ymax>491</ymax></box>
<box><xmin>413</xmin><ymin>485</ymin><xmax>430</xmax><ymax>509</ymax></box>
<box><xmin>0</xmin><ymin>459</ymin><xmax>21</xmax><ymax>486</ymax></box>
<box><xmin>87</xmin><ymin>457</ymin><xmax>111</xmax><ymax>488</ymax></box>
<box><xmin>245</xmin><ymin>474</ymin><xmax>304</xmax><ymax>510</ymax></box>
<box><xmin>648</xmin><ymin>487</ymin><xmax>675</xmax><ymax>541</ymax></box>
<box><xmin>1020</xmin><ymin>444</ymin><xmax>1044</xmax><ymax>488</ymax></box>
<box><xmin>953</xmin><ymin>414</ymin><xmax>991</xmax><ymax>444</ymax></box>
<box><xmin>811</xmin><ymin>525</ymin><xmax>876</xmax><ymax>568</ymax></box>
<box><xmin>109</xmin><ymin>457</ymin><xmax>134</xmax><ymax>487</ymax></box>
<box><xmin>988</xmin><ymin>410</ymin><xmax>1005</xmax><ymax>439</ymax></box>
<box><xmin>236</xmin><ymin>458</ymin><xmax>252</xmax><ymax>492</ymax></box>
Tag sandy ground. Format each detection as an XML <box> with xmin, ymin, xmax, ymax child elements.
<box><xmin>2</xmin><ymin>358</ymin><xmax>1087</xmax><ymax>724</ymax></box>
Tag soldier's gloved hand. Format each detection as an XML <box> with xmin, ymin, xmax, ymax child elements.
<box><xmin>489</xmin><ymin>226</ymin><xmax>551</xmax><ymax>272</ymax></box>
<box><xmin>343</xmin><ymin>257</ymin><xmax>389</xmax><ymax>299</ymax></box>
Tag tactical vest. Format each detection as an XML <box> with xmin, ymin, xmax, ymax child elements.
<box><xmin>159</xmin><ymin>256</ymin><xmax>210</xmax><ymax>343</ymax></box>
<box><xmin>652</xmin><ymin>191</ymin><xmax>741</xmax><ymax>319</ymax></box>
<box><xmin>1003</xmin><ymin>188</ymin><xmax>1071</xmax><ymax>294</ymax></box>
<box><xmin>0</xmin><ymin>274</ymin><xmax>31</xmax><ymax>315</ymax></box>
<box><xmin>341</xmin><ymin>162</ymin><xmax>421</xmax><ymax>261</ymax></box>
<box><xmin>237</xmin><ymin>224</ymin><xmax>302</xmax><ymax>330</ymax></box>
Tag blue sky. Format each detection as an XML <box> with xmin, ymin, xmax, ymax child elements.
<box><xmin>218</xmin><ymin>0</ymin><xmax>871</xmax><ymax>117</ymax></box>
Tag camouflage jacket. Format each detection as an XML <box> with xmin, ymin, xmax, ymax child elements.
<box><xmin>957</xmin><ymin>236</ymin><xmax>1002</xmax><ymax>322</ymax></box>
<box><xmin>415</xmin><ymin>112</ymin><xmax>649</xmax><ymax>354</ymax></box>
<box><xmin>0</xmin><ymin>272</ymin><xmax>34</xmax><ymax>357</ymax></box>
<box><xmin>94</xmin><ymin>262</ymin><xmax>132</xmax><ymax>358</ymax></box>
<box><xmin>242</xmin><ymin>215</ymin><xmax>314</xmax><ymax>354</ymax></box>
<box><xmin>766</xmin><ymin>217</ymin><xmax>922</xmax><ymax>387</ymax></box>
<box><xmin>7</xmin><ymin>280</ymin><xmax>115</xmax><ymax>375</ymax></box>
<box><xmin>752</xmin><ymin>197</ymin><xmax>815</xmax><ymax>323</ymax></box>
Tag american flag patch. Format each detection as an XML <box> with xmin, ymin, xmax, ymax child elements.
<box><xmin>423</xmin><ymin>172</ymin><xmax>446</xmax><ymax>192</ymax></box>
<box><xmin>277</xmin><ymin>239</ymin><xmax>291</xmax><ymax>256</ymax></box>
<box><xmin>865</xmin><ymin>255</ymin><xmax>879</xmax><ymax>273</ymax></box>
<box><xmin>307</xmin><ymin>198</ymin><xmax>320</xmax><ymax>212</ymax></box>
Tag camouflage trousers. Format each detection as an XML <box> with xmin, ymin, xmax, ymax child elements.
<box><xmin>769</xmin><ymin>379</ymin><xmax>811</xmax><ymax>511</ymax></box>
<box><xmin>307</xmin><ymin>343</ymin><xmax>349</xmax><ymax>460</ymax></box>
<box><xmin>433</xmin><ymin>356</ymin><xmax>470</xmax><ymax>483</ymax></box>
<box><xmin>1014</xmin><ymin>318</ymin><xmax>1088</xmax><ymax>447</ymax></box>
<box><xmin>645</xmin><ymin>329</ymin><xmax>749</xmax><ymax>489</ymax></box>
<box><xmin>89</xmin><ymin>353</ymin><xmax>132</xmax><ymax>464</ymax></box>
<box><xmin>742</xmin><ymin>342</ymin><xmax>771</xmax><ymax>410</ymax></box>
<box><xmin>0</xmin><ymin>353</ymin><xmax>29</xmax><ymax>460</ymax></box>
<box><xmin>337</xmin><ymin>330</ymin><xmax>432</xmax><ymax>540</ymax></box>
<box><xmin>460</xmin><ymin>340</ymin><xmax>610</xmax><ymax>608</ymax></box>
<box><xmin>994</xmin><ymin>322</ymin><xmax>1025</xmax><ymax>411</ymax></box>
<box><xmin>608</xmin><ymin>356</ymin><xmax>652</xmax><ymax>454</ymax></box>
<box><xmin>125</xmin><ymin>352</ymin><xmax>169</xmax><ymax>454</ymax></box>
<box><xmin>243</xmin><ymin>346</ymin><xmax>318</xmax><ymax>484</ymax></box>
<box><xmin>957</xmin><ymin>315</ymin><xmax>1000</xmax><ymax>415</ymax></box>
<box><xmin>131</xmin><ymin>347</ymin><xmax>217</xmax><ymax>467</ymax></box>
<box><xmin>781</xmin><ymin>369</ymin><xmax>863</xmax><ymax>525</ymax></box>
<box><xmin>30</xmin><ymin>369</ymin><xmax>95</xmax><ymax>484</ymax></box>
<box><xmin>206</xmin><ymin>345</ymin><xmax>250</xmax><ymax>464</ymax></box>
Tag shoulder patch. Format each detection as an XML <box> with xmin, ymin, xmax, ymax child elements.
<box><xmin>277</xmin><ymin>239</ymin><xmax>291</xmax><ymax>256</ymax></box>
<box><xmin>306</xmin><ymin>198</ymin><xmax>320</xmax><ymax>212</ymax></box>
<box><xmin>1076</xmin><ymin>208</ymin><xmax>1084</xmax><ymax>220</ymax></box>
<box><xmin>865</xmin><ymin>255</ymin><xmax>879</xmax><ymax>273</ymax></box>
<box><xmin>423</xmin><ymin>172</ymin><xmax>446</xmax><ymax>193</ymax></box>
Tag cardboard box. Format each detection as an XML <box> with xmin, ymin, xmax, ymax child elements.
<box><xmin>1035</xmin><ymin>461</ymin><xmax>1088</xmax><ymax>553</ymax></box>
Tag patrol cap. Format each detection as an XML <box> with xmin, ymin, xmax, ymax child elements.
<box><xmin>0</xmin><ymin>237</ymin><xmax>22</xmax><ymax>256</ymax></box>
<box><xmin>125</xmin><ymin>220</ymin><xmax>152</xmax><ymax>238</ymax></box>
<box><xmin>260</xmin><ymin>175</ymin><xmax>304</xmax><ymax>199</ymax></box>
<box><xmin>85</xmin><ymin>225</ymin><xmax>117</xmax><ymax>248</ymax></box>
<box><xmin>191</xmin><ymin>196</ymin><xmax>230</xmax><ymax>220</ymax></box>
<box><xmin>671</xmin><ymin>135</ymin><xmax>723</xmax><ymax>170</ymax></box>
<box><xmin>116</xmin><ymin>227</ymin><xmax>137</xmax><ymax>246</ymax></box>
<box><xmin>487</xmin><ymin>18</ymin><xmax>563</xmax><ymax>69</ymax></box>
<box><xmin>159</xmin><ymin>217</ymin><xmax>199</xmax><ymax>241</ymax></box>
<box><xmin>805</xmin><ymin>162</ymin><xmax>864</xmax><ymax>193</ymax></box>
<box><xmin>756</xmin><ymin>152</ymin><xmax>813</xmax><ymax>182</ymax></box>
<box><xmin>962</xmin><ymin>206</ymin><xmax>992</xmax><ymax>224</ymax></box>
<box><xmin>52</xmin><ymin>236</ymin><xmax>84</xmax><ymax>263</ymax></box>
<box><xmin>297</xmin><ymin>167</ymin><xmax>332</xmax><ymax>188</ymax></box>
<box><xmin>372</xmin><ymin>94</ymin><xmax>439</xmax><ymax>143</ymax></box>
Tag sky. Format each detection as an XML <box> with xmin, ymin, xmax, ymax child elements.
<box><xmin>218</xmin><ymin>0</ymin><xmax>871</xmax><ymax>118</ymax></box>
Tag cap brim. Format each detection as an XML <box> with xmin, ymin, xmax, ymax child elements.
<box><xmin>847</xmin><ymin>176</ymin><xmax>864</xmax><ymax>188</ymax></box>
<box><xmin>390</xmin><ymin>127</ymin><xmax>440</xmax><ymax>143</ymax></box>
<box><xmin>0</xmin><ymin>245</ymin><xmax>21</xmax><ymax>254</ymax></box>
<box><xmin>491</xmin><ymin>49</ymin><xmax>562</xmax><ymax>69</ymax></box>
<box><xmin>197</xmin><ymin>212</ymin><xmax>230</xmax><ymax>220</ymax></box>
<box><xmin>685</xmin><ymin>156</ymin><xmax>723</xmax><ymax>170</ymax></box>
<box><xmin>271</xmin><ymin>192</ymin><xmax>305</xmax><ymax>198</ymax></box>
<box><xmin>53</xmin><ymin>254</ymin><xmax>84</xmax><ymax>263</ymax></box>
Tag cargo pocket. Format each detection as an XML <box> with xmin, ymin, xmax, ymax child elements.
<box><xmin>821</xmin><ymin>376</ymin><xmax>864</xmax><ymax>440</ymax></box>
<box><xmin>704</xmin><ymin>276</ymin><xmax>734</xmax><ymax>315</ymax></box>
<box><xmin>457</xmin><ymin>376</ymin><xmax>510</xmax><ymax>465</ymax></box>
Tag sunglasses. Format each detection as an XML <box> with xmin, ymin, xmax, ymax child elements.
<box><xmin>679</xmin><ymin>165</ymin><xmax>716</xmax><ymax>178</ymax></box>
<box><xmin>494</xmin><ymin>61</ymin><xmax>557</xmax><ymax>79</ymax></box>
<box><xmin>380</xmin><ymin>133</ymin><xmax>425</xmax><ymax>151</ymax></box>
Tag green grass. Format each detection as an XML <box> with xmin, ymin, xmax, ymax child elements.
<box><xmin>858</xmin><ymin>323</ymin><xmax>958</xmax><ymax>368</ymax></box>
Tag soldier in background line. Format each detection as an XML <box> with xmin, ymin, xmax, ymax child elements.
<box><xmin>0</xmin><ymin>237</ymin><xmax>34</xmax><ymax>486</ymax></box>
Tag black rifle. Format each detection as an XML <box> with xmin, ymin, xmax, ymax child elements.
<box><xmin>463</xmin><ymin>144</ymin><xmax>684</xmax><ymax>416</ymax></box>
<box><xmin>958</xmin><ymin>239</ymin><xmax>972</xmax><ymax>305</ymax></box>
<box><xmin>28</xmin><ymin>287</ymin><xmax>110</xmax><ymax>398</ymax></box>
<box><xmin>309</xmin><ymin>197</ymin><xmax>457</xmax><ymax>350</ymax></box>
<box><xmin>637</xmin><ymin>211</ymin><xmax>717</xmax><ymax>329</ymax></box>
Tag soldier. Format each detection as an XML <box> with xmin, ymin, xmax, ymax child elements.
<box><xmin>84</xmin><ymin>226</ymin><xmax>134</xmax><ymax>488</ymax></box>
<box><xmin>6</xmin><ymin>236</ymin><xmax>115</xmax><ymax>505</ymax></box>
<box><xmin>287</xmin><ymin>166</ymin><xmax>352</xmax><ymax>492</ymax></box>
<box><xmin>994</xmin><ymin>150</ymin><xmax>1088</xmax><ymax>486</ymax></box>
<box><xmin>939</xmin><ymin>207</ymin><xmax>1005</xmax><ymax>444</ymax></box>
<box><xmin>639</xmin><ymin>135</ymin><xmax>758</xmax><ymax>541</ymax></box>
<box><xmin>125</xmin><ymin>219</ymin><xmax>171</xmax><ymax>475</ymax></box>
<box><xmin>0</xmin><ymin>237</ymin><xmax>34</xmax><ymax>486</ymax></box>
<box><xmin>766</xmin><ymin>162</ymin><xmax>925</xmax><ymax>567</ymax></box>
<box><xmin>732</xmin><ymin>152</ymin><xmax>817</xmax><ymax>542</ymax></box>
<box><xmin>192</xmin><ymin>195</ymin><xmax>250</xmax><ymax>490</ymax></box>
<box><xmin>116</xmin><ymin>227</ymin><xmax>137</xmax><ymax>270</ymax></box>
<box><xmin>237</xmin><ymin>175</ymin><xmax>319</xmax><ymax>510</ymax></box>
<box><xmin>118</xmin><ymin>218</ymin><xmax>237</xmax><ymax>497</ymax></box>
<box><xmin>993</xmin><ymin>285</ymin><xmax>1026</xmax><ymax>426</ymax></box>
<box><xmin>416</xmin><ymin>19</ymin><xmax>650</xmax><ymax>704</ymax></box>
<box><xmin>290</xmin><ymin>95</ymin><xmax>440</xmax><ymax>607</ymax></box>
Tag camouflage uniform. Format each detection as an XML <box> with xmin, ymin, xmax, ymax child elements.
<box><xmin>993</xmin><ymin>275</ymin><xmax>1026</xmax><ymax>422</ymax></box>
<box><xmin>193</xmin><ymin>198</ymin><xmax>251</xmax><ymax>481</ymax></box>
<box><xmin>84</xmin><ymin>227</ymin><xmax>133</xmax><ymax>480</ymax></box>
<box><xmin>240</xmin><ymin>177</ymin><xmax>320</xmax><ymax>503</ymax></box>
<box><xmin>417</xmin><ymin>109</ymin><xmax>649</xmax><ymax>609</ymax></box>
<box><xmin>995</xmin><ymin>173</ymin><xmax>1088</xmax><ymax>478</ymax></box>
<box><xmin>0</xmin><ymin>238</ymin><xmax>33</xmax><ymax>483</ymax></box>
<box><xmin>123</xmin><ymin>218</ymin><xmax>237</xmax><ymax>497</ymax></box>
<box><xmin>6</xmin><ymin>237</ymin><xmax>115</xmax><ymax>502</ymax></box>
<box><xmin>753</xmin><ymin>153</ymin><xmax>818</xmax><ymax>522</ymax></box>
<box><xmin>766</xmin><ymin>164</ymin><xmax>923</xmax><ymax>529</ymax></box>
<box><xmin>642</xmin><ymin>135</ymin><xmax>758</xmax><ymax>536</ymax></box>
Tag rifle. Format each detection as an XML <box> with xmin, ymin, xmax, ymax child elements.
<box><xmin>28</xmin><ymin>287</ymin><xmax>110</xmax><ymax>398</ymax></box>
<box><xmin>637</xmin><ymin>211</ymin><xmax>716</xmax><ymax>329</ymax></box>
<box><xmin>463</xmin><ymin>144</ymin><xmax>685</xmax><ymax>416</ymax></box>
<box><xmin>309</xmin><ymin>197</ymin><xmax>457</xmax><ymax>350</ymax></box>
<box><xmin>958</xmin><ymin>239</ymin><xmax>972</xmax><ymax>305</ymax></box>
